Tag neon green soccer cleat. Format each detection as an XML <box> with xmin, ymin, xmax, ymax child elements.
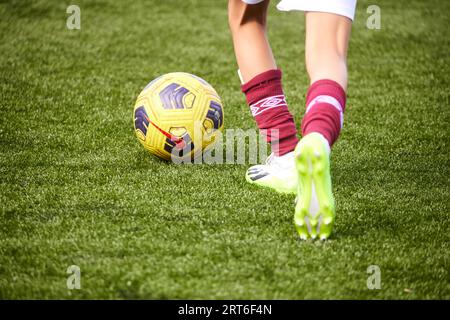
<box><xmin>294</xmin><ymin>133</ymin><xmax>335</xmax><ymax>240</ymax></box>
<box><xmin>245</xmin><ymin>152</ymin><xmax>297</xmax><ymax>194</ymax></box>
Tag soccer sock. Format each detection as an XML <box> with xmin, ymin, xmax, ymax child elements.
<box><xmin>241</xmin><ymin>69</ymin><xmax>298</xmax><ymax>156</ymax></box>
<box><xmin>301</xmin><ymin>79</ymin><xmax>346</xmax><ymax>149</ymax></box>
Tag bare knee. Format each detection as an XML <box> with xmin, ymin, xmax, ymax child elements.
<box><xmin>228</xmin><ymin>0</ymin><xmax>269</xmax><ymax>34</ymax></box>
<box><xmin>305</xmin><ymin>34</ymin><xmax>348</xmax><ymax>88</ymax></box>
<box><xmin>305</xmin><ymin>12</ymin><xmax>352</xmax><ymax>89</ymax></box>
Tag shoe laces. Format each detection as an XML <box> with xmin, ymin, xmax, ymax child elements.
<box><xmin>265</xmin><ymin>153</ymin><xmax>276</xmax><ymax>165</ymax></box>
<box><xmin>264</xmin><ymin>152</ymin><xmax>295</xmax><ymax>171</ymax></box>
<box><xmin>264</xmin><ymin>153</ymin><xmax>289</xmax><ymax>170</ymax></box>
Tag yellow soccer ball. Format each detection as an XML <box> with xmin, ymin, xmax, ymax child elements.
<box><xmin>133</xmin><ymin>73</ymin><xmax>224</xmax><ymax>161</ymax></box>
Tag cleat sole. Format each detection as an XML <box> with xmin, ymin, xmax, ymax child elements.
<box><xmin>293</xmin><ymin>133</ymin><xmax>335</xmax><ymax>240</ymax></box>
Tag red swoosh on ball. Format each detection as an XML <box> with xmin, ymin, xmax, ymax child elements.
<box><xmin>143</xmin><ymin>114</ymin><xmax>186</xmax><ymax>150</ymax></box>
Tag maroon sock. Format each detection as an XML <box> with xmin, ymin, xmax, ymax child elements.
<box><xmin>301</xmin><ymin>79</ymin><xmax>346</xmax><ymax>147</ymax></box>
<box><xmin>241</xmin><ymin>69</ymin><xmax>298</xmax><ymax>156</ymax></box>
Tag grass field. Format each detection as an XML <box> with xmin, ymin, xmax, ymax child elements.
<box><xmin>0</xmin><ymin>0</ymin><xmax>449</xmax><ymax>299</ymax></box>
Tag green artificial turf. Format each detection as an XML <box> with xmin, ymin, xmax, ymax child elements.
<box><xmin>0</xmin><ymin>0</ymin><xmax>449</xmax><ymax>299</ymax></box>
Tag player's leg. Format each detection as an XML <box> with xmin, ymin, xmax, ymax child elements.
<box><xmin>228</xmin><ymin>0</ymin><xmax>299</xmax><ymax>194</ymax></box>
<box><xmin>228</xmin><ymin>0</ymin><xmax>275</xmax><ymax>82</ymax></box>
<box><xmin>305</xmin><ymin>12</ymin><xmax>351</xmax><ymax>90</ymax></box>
<box><xmin>294</xmin><ymin>12</ymin><xmax>353</xmax><ymax>239</ymax></box>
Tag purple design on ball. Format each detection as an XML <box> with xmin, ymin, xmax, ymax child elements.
<box><xmin>159</xmin><ymin>83</ymin><xmax>190</xmax><ymax>109</ymax></box>
<box><xmin>206</xmin><ymin>101</ymin><xmax>223</xmax><ymax>130</ymax></box>
<box><xmin>134</xmin><ymin>106</ymin><xmax>149</xmax><ymax>135</ymax></box>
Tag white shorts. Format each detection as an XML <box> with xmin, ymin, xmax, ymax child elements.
<box><xmin>241</xmin><ymin>0</ymin><xmax>357</xmax><ymax>21</ymax></box>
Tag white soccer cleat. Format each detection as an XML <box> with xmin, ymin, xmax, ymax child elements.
<box><xmin>245</xmin><ymin>151</ymin><xmax>298</xmax><ymax>194</ymax></box>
